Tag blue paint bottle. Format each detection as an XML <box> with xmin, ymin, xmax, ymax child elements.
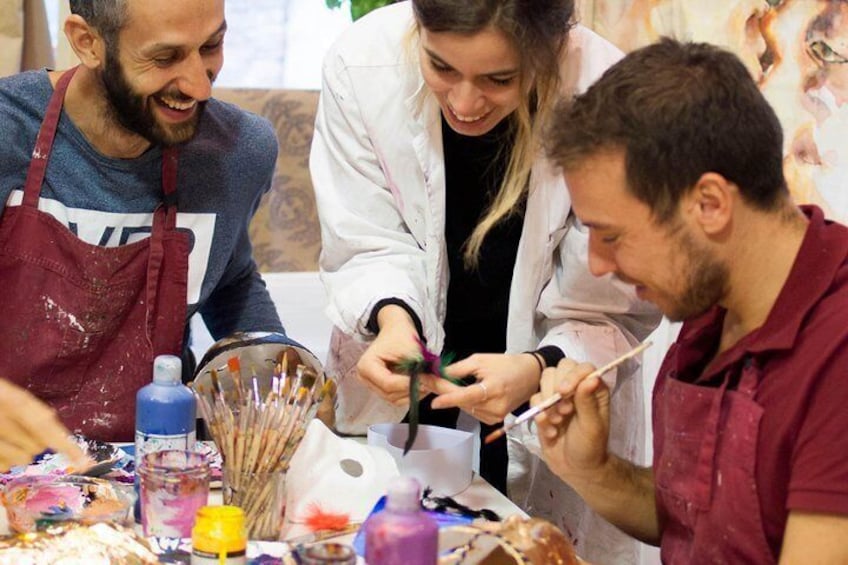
<box><xmin>133</xmin><ymin>354</ymin><xmax>196</xmax><ymax>520</ymax></box>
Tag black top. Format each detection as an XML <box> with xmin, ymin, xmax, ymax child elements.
<box><xmin>441</xmin><ymin>115</ymin><xmax>522</xmax><ymax>360</ymax></box>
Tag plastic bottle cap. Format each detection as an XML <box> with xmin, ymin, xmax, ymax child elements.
<box><xmin>385</xmin><ymin>476</ymin><xmax>421</xmax><ymax>513</ymax></box>
<box><xmin>152</xmin><ymin>354</ymin><xmax>182</xmax><ymax>385</ymax></box>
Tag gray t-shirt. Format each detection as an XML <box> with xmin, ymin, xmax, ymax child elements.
<box><xmin>0</xmin><ymin>69</ymin><xmax>284</xmax><ymax>341</ymax></box>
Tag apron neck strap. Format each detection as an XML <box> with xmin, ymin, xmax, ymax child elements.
<box><xmin>692</xmin><ymin>374</ymin><xmax>731</xmax><ymax>507</ymax></box>
<box><xmin>22</xmin><ymin>66</ymin><xmax>78</xmax><ymax>208</ymax></box>
<box><xmin>161</xmin><ymin>147</ymin><xmax>179</xmax><ymax>229</ymax></box>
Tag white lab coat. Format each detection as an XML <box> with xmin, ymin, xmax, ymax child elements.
<box><xmin>310</xmin><ymin>3</ymin><xmax>660</xmax><ymax>563</ymax></box>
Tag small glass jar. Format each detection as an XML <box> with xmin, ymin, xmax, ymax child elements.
<box><xmin>191</xmin><ymin>505</ymin><xmax>247</xmax><ymax>565</ymax></box>
<box><xmin>137</xmin><ymin>450</ymin><xmax>210</xmax><ymax>538</ymax></box>
<box><xmin>296</xmin><ymin>542</ymin><xmax>358</xmax><ymax>565</ymax></box>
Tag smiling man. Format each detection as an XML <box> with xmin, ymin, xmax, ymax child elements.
<box><xmin>0</xmin><ymin>0</ymin><xmax>284</xmax><ymax>443</ymax></box>
<box><xmin>536</xmin><ymin>38</ymin><xmax>848</xmax><ymax>563</ymax></box>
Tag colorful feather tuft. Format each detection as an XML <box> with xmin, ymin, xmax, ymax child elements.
<box><xmin>392</xmin><ymin>337</ymin><xmax>461</xmax><ymax>385</ymax></box>
<box><xmin>392</xmin><ymin>336</ymin><xmax>467</xmax><ymax>455</ymax></box>
<box><xmin>303</xmin><ymin>503</ymin><xmax>351</xmax><ymax>533</ymax></box>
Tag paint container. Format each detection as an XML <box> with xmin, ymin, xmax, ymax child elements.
<box><xmin>135</xmin><ymin>354</ymin><xmax>197</xmax><ymax>520</ymax></box>
<box><xmin>296</xmin><ymin>542</ymin><xmax>357</xmax><ymax>564</ymax></box>
<box><xmin>191</xmin><ymin>505</ymin><xmax>247</xmax><ymax>565</ymax></box>
<box><xmin>364</xmin><ymin>476</ymin><xmax>438</xmax><ymax>565</ymax></box>
<box><xmin>137</xmin><ymin>450</ymin><xmax>209</xmax><ymax>538</ymax></box>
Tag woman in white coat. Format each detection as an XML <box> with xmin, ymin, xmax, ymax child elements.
<box><xmin>311</xmin><ymin>1</ymin><xmax>658</xmax><ymax>560</ymax></box>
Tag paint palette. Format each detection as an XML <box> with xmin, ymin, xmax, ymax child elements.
<box><xmin>0</xmin><ymin>475</ymin><xmax>132</xmax><ymax>534</ymax></box>
<box><xmin>0</xmin><ymin>435</ymin><xmax>126</xmax><ymax>486</ymax></box>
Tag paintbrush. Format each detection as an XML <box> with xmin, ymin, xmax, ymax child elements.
<box><xmin>227</xmin><ymin>356</ymin><xmax>245</xmax><ymax>404</ymax></box>
<box><xmin>483</xmin><ymin>340</ymin><xmax>653</xmax><ymax>445</ymax></box>
<box><xmin>284</xmin><ymin>521</ymin><xmax>363</xmax><ymax>546</ymax></box>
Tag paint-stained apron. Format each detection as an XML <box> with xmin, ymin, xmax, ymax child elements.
<box><xmin>0</xmin><ymin>67</ymin><xmax>189</xmax><ymax>441</ymax></box>
<box><xmin>654</xmin><ymin>346</ymin><xmax>775</xmax><ymax>564</ymax></box>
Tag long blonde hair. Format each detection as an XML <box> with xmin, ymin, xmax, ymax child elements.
<box><xmin>411</xmin><ymin>0</ymin><xmax>575</xmax><ymax>268</ymax></box>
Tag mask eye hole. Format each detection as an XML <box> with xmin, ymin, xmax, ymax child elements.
<box><xmin>339</xmin><ymin>458</ymin><xmax>363</xmax><ymax>478</ymax></box>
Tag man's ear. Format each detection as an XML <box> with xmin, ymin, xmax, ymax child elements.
<box><xmin>64</xmin><ymin>14</ymin><xmax>106</xmax><ymax>70</ymax></box>
<box><xmin>686</xmin><ymin>172</ymin><xmax>734</xmax><ymax>236</ymax></box>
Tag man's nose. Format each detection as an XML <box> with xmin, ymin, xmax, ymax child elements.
<box><xmin>587</xmin><ymin>237</ymin><xmax>616</xmax><ymax>278</ymax></box>
<box><xmin>175</xmin><ymin>52</ymin><xmax>214</xmax><ymax>101</ymax></box>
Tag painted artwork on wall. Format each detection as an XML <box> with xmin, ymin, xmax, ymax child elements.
<box><xmin>576</xmin><ymin>0</ymin><xmax>847</xmax><ymax>221</ymax></box>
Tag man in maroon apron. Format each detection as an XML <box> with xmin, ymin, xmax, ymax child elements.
<box><xmin>0</xmin><ymin>0</ymin><xmax>283</xmax><ymax>445</ymax></box>
<box><xmin>532</xmin><ymin>39</ymin><xmax>848</xmax><ymax>563</ymax></box>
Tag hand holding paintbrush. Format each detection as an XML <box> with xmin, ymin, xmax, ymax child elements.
<box><xmin>484</xmin><ymin>341</ymin><xmax>652</xmax><ymax>445</ymax></box>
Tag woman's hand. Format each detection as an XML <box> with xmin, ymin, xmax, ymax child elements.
<box><xmin>356</xmin><ymin>304</ymin><xmax>429</xmax><ymax>406</ymax></box>
<box><xmin>426</xmin><ymin>353</ymin><xmax>542</xmax><ymax>425</ymax></box>
<box><xmin>533</xmin><ymin>359</ymin><xmax>611</xmax><ymax>483</ymax></box>
<box><xmin>0</xmin><ymin>379</ymin><xmax>90</xmax><ymax>472</ymax></box>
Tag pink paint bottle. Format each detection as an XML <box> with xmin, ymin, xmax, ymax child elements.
<box><xmin>365</xmin><ymin>476</ymin><xmax>438</xmax><ymax>565</ymax></box>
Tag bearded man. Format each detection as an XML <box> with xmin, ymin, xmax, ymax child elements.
<box><xmin>0</xmin><ymin>0</ymin><xmax>285</xmax><ymax>449</ymax></box>
<box><xmin>536</xmin><ymin>38</ymin><xmax>848</xmax><ymax>563</ymax></box>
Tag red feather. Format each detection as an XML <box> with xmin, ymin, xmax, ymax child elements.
<box><xmin>303</xmin><ymin>502</ymin><xmax>351</xmax><ymax>532</ymax></box>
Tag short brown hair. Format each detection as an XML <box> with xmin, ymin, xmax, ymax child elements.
<box><xmin>545</xmin><ymin>38</ymin><xmax>788</xmax><ymax>224</ymax></box>
<box><xmin>69</xmin><ymin>0</ymin><xmax>128</xmax><ymax>46</ymax></box>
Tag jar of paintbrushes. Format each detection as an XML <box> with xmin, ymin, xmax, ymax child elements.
<box><xmin>192</xmin><ymin>333</ymin><xmax>332</xmax><ymax>540</ymax></box>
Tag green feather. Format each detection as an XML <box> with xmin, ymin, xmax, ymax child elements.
<box><xmin>404</xmin><ymin>370</ymin><xmax>419</xmax><ymax>456</ymax></box>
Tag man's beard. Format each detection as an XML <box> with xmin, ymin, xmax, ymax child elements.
<box><xmin>665</xmin><ymin>230</ymin><xmax>729</xmax><ymax>322</ymax></box>
<box><xmin>101</xmin><ymin>50</ymin><xmax>205</xmax><ymax>147</ymax></box>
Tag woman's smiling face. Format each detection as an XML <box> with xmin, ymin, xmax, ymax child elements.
<box><xmin>419</xmin><ymin>26</ymin><xmax>523</xmax><ymax>136</ymax></box>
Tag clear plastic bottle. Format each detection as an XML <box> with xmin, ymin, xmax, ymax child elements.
<box><xmin>134</xmin><ymin>354</ymin><xmax>196</xmax><ymax>520</ymax></box>
<box><xmin>364</xmin><ymin>476</ymin><xmax>438</xmax><ymax>565</ymax></box>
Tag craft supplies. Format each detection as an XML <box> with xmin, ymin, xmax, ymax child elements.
<box><xmin>191</xmin><ymin>505</ymin><xmax>248</xmax><ymax>565</ymax></box>
<box><xmin>438</xmin><ymin>516</ymin><xmax>580</xmax><ymax>565</ymax></box>
<box><xmin>285</xmin><ymin>419</ymin><xmax>399</xmax><ymax>529</ymax></box>
<box><xmin>137</xmin><ymin>450</ymin><xmax>209</xmax><ymax>538</ymax></box>
<box><xmin>391</xmin><ymin>337</ymin><xmax>459</xmax><ymax>455</ymax></box>
<box><xmin>0</xmin><ymin>475</ymin><xmax>131</xmax><ymax>534</ymax></box>
<box><xmin>193</xmin><ymin>341</ymin><xmax>331</xmax><ymax>540</ymax></box>
<box><xmin>367</xmin><ymin>423</ymin><xmax>473</xmax><ymax>496</ymax></box>
<box><xmin>222</xmin><ymin>468</ymin><xmax>287</xmax><ymax>541</ymax></box>
<box><xmin>135</xmin><ymin>354</ymin><xmax>197</xmax><ymax>520</ymax></box>
<box><xmin>364</xmin><ymin>476</ymin><xmax>438</xmax><ymax>565</ymax></box>
<box><xmin>295</xmin><ymin>542</ymin><xmax>357</xmax><ymax>565</ymax></box>
<box><xmin>135</xmin><ymin>354</ymin><xmax>197</xmax><ymax>452</ymax></box>
<box><xmin>484</xmin><ymin>340</ymin><xmax>653</xmax><ymax>445</ymax></box>
<box><xmin>0</xmin><ymin>435</ymin><xmax>125</xmax><ymax>486</ymax></box>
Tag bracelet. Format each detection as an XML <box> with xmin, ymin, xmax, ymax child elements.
<box><xmin>523</xmin><ymin>351</ymin><xmax>545</xmax><ymax>375</ymax></box>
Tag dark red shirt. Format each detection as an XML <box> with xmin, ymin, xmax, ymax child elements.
<box><xmin>653</xmin><ymin>206</ymin><xmax>848</xmax><ymax>558</ymax></box>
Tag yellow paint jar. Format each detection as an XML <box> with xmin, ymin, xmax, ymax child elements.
<box><xmin>191</xmin><ymin>505</ymin><xmax>248</xmax><ymax>565</ymax></box>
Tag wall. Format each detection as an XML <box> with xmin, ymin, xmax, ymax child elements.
<box><xmin>577</xmin><ymin>0</ymin><xmax>848</xmax><ymax>223</ymax></box>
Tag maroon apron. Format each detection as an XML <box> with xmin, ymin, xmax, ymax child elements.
<box><xmin>654</xmin><ymin>346</ymin><xmax>775</xmax><ymax>564</ymax></box>
<box><xmin>0</xmin><ymin>67</ymin><xmax>189</xmax><ymax>441</ymax></box>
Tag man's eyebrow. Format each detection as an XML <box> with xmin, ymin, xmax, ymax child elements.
<box><xmin>581</xmin><ymin>220</ymin><xmax>613</xmax><ymax>230</ymax></box>
<box><xmin>422</xmin><ymin>47</ymin><xmax>519</xmax><ymax>76</ymax></box>
<box><xmin>142</xmin><ymin>21</ymin><xmax>228</xmax><ymax>54</ymax></box>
